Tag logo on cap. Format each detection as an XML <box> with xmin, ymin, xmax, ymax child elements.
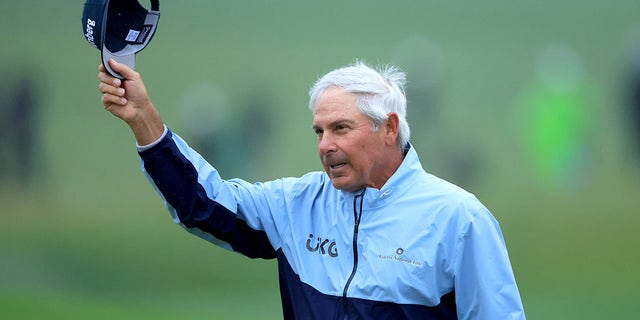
<box><xmin>85</xmin><ymin>18</ymin><xmax>97</xmax><ymax>48</ymax></box>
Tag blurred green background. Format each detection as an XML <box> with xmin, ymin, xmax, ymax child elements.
<box><xmin>2</xmin><ymin>1</ymin><xmax>640</xmax><ymax>319</ymax></box>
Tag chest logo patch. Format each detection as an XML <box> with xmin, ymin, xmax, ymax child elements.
<box><xmin>379</xmin><ymin>247</ymin><xmax>423</xmax><ymax>266</ymax></box>
<box><xmin>306</xmin><ymin>234</ymin><xmax>338</xmax><ymax>257</ymax></box>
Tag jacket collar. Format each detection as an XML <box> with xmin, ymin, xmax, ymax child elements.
<box><xmin>342</xmin><ymin>143</ymin><xmax>424</xmax><ymax>208</ymax></box>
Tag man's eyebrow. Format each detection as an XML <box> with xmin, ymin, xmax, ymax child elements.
<box><xmin>328</xmin><ymin>118</ymin><xmax>356</xmax><ymax>127</ymax></box>
<box><xmin>312</xmin><ymin>118</ymin><xmax>357</xmax><ymax>132</ymax></box>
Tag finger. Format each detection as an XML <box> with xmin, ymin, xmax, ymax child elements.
<box><xmin>102</xmin><ymin>97</ymin><xmax>127</xmax><ymax>120</ymax></box>
<box><xmin>99</xmin><ymin>82</ymin><xmax>125</xmax><ymax>97</ymax></box>
<box><xmin>98</xmin><ymin>70</ymin><xmax>122</xmax><ymax>88</ymax></box>
<box><xmin>102</xmin><ymin>92</ymin><xmax>127</xmax><ymax>106</ymax></box>
<box><xmin>98</xmin><ymin>71</ymin><xmax>122</xmax><ymax>86</ymax></box>
<box><xmin>98</xmin><ymin>64</ymin><xmax>119</xmax><ymax>83</ymax></box>
<box><xmin>108</xmin><ymin>59</ymin><xmax>139</xmax><ymax>80</ymax></box>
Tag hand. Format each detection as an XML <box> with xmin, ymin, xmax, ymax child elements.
<box><xmin>99</xmin><ymin>59</ymin><xmax>152</xmax><ymax>123</ymax></box>
<box><xmin>98</xmin><ymin>59</ymin><xmax>164</xmax><ymax>145</ymax></box>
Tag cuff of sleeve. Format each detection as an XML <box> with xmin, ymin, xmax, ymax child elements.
<box><xmin>136</xmin><ymin>125</ymin><xmax>168</xmax><ymax>152</ymax></box>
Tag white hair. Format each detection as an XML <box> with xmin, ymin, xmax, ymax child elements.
<box><xmin>308</xmin><ymin>60</ymin><xmax>410</xmax><ymax>150</ymax></box>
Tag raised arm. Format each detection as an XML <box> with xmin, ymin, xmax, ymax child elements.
<box><xmin>98</xmin><ymin>59</ymin><xmax>164</xmax><ymax>145</ymax></box>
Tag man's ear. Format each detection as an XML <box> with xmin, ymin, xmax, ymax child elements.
<box><xmin>384</xmin><ymin>112</ymin><xmax>400</xmax><ymax>145</ymax></box>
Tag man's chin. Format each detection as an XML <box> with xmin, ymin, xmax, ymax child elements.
<box><xmin>330</xmin><ymin>178</ymin><xmax>358</xmax><ymax>192</ymax></box>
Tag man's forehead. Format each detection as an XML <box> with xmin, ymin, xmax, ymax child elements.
<box><xmin>314</xmin><ymin>89</ymin><xmax>359</xmax><ymax>114</ymax></box>
<box><xmin>316</xmin><ymin>87</ymin><xmax>357</xmax><ymax>105</ymax></box>
<box><xmin>313</xmin><ymin>103</ymin><xmax>362</xmax><ymax>125</ymax></box>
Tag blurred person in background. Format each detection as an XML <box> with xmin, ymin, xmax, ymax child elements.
<box><xmin>516</xmin><ymin>44</ymin><xmax>593</xmax><ymax>189</ymax></box>
<box><xmin>628</xmin><ymin>66</ymin><xmax>640</xmax><ymax>163</ymax></box>
<box><xmin>0</xmin><ymin>68</ymin><xmax>41</xmax><ymax>189</ymax></box>
<box><xmin>624</xmin><ymin>30</ymin><xmax>640</xmax><ymax>165</ymax></box>
<box><xmin>97</xmin><ymin>59</ymin><xmax>525</xmax><ymax>319</ymax></box>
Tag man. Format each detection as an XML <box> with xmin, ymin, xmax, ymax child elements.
<box><xmin>98</xmin><ymin>59</ymin><xmax>525</xmax><ymax>319</ymax></box>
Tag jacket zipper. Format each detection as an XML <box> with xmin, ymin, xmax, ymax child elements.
<box><xmin>342</xmin><ymin>189</ymin><xmax>366</xmax><ymax>320</ymax></box>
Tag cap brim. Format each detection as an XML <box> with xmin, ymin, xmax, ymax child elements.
<box><xmin>102</xmin><ymin>47</ymin><xmax>134</xmax><ymax>80</ymax></box>
<box><xmin>101</xmin><ymin>9</ymin><xmax>159</xmax><ymax>79</ymax></box>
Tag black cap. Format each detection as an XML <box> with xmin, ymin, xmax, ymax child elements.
<box><xmin>82</xmin><ymin>0</ymin><xmax>160</xmax><ymax>79</ymax></box>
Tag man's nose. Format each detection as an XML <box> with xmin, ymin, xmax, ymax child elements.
<box><xmin>318</xmin><ymin>133</ymin><xmax>336</xmax><ymax>155</ymax></box>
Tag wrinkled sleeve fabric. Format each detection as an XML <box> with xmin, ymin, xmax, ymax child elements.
<box><xmin>452</xmin><ymin>196</ymin><xmax>526</xmax><ymax>319</ymax></box>
<box><xmin>137</xmin><ymin>128</ymin><xmax>288</xmax><ymax>259</ymax></box>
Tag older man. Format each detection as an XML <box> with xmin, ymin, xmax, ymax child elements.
<box><xmin>98</xmin><ymin>59</ymin><xmax>525</xmax><ymax>319</ymax></box>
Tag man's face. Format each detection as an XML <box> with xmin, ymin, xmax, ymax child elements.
<box><xmin>312</xmin><ymin>87</ymin><xmax>391</xmax><ymax>192</ymax></box>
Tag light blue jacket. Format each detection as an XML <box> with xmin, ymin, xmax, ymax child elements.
<box><xmin>140</xmin><ymin>129</ymin><xmax>525</xmax><ymax>319</ymax></box>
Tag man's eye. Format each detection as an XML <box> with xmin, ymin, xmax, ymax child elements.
<box><xmin>335</xmin><ymin>125</ymin><xmax>348</xmax><ymax>132</ymax></box>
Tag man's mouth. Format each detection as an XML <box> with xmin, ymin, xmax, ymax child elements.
<box><xmin>329</xmin><ymin>162</ymin><xmax>346</xmax><ymax>169</ymax></box>
<box><xmin>323</xmin><ymin>154</ymin><xmax>348</xmax><ymax>172</ymax></box>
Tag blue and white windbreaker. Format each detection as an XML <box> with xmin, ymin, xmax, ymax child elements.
<box><xmin>139</xmin><ymin>129</ymin><xmax>525</xmax><ymax>319</ymax></box>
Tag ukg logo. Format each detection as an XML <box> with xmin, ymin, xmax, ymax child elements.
<box><xmin>305</xmin><ymin>234</ymin><xmax>338</xmax><ymax>257</ymax></box>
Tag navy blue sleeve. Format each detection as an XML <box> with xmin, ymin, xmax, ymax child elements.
<box><xmin>138</xmin><ymin>130</ymin><xmax>276</xmax><ymax>259</ymax></box>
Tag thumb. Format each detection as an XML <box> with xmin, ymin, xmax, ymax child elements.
<box><xmin>108</xmin><ymin>59</ymin><xmax>138</xmax><ymax>80</ymax></box>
